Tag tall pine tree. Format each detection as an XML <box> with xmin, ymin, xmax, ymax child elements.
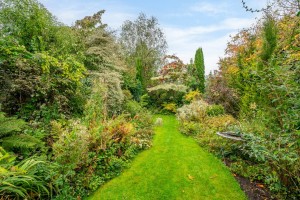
<box><xmin>194</xmin><ymin>48</ymin><xmax>205</xmax><ymax>93</ymax></box>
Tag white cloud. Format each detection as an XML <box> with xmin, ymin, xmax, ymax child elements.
<box><xmin>164</xmin><ymin>17</ymin><xmax>256</xmax><ymax>74</ymax></box>
<box><xmin>190</xmin><ymin>2</ymin><xmax>229</xmax><ymax>15</ymax></box>
<box><xmin>41</xmin><ymin>0</ymin><xmax>135</xmax><ymax>28</ymax></box>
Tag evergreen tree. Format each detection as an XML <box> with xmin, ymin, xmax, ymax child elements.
<box><xmin>194</xmin><ymin>48</ymin><xmax>205</xmax><ymax>93</ymax></box>
<box><xmin>135</xmin><ymin>57</ymin><xmax>143</xmax><ymax>101</ymax></box>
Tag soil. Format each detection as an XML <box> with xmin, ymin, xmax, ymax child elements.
<box><xmin>234</xmin><ymin>174</ymin><xmax>274</xmax><ymax>200</ymax></box>
<box><xmin>223</xmin><ymin>159</ymin><xmax>275</xmax><ymax>200</ymax></box>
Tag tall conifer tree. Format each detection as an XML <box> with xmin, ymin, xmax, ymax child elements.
<box><xmin>194</xmin><ymin>48</ymin><xmax>205</xmax><ymax>93</ymax></box>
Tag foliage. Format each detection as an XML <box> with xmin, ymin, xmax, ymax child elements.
<box><xmin>120</xmin><ymin>13</ymin><xmax>167</xmax><ymax>57</ymax></box>
<box><xmin>0</xmin><ymin>0</ymin><xmax>58</xmax><ymax>52</ymax></box>
<box><xmin>124</xmin><ymin>100</ymin><xmax>143</xmax><ymax>117</ymax></box>
<box><xmin>75</xmin><ymin>10</ymin><xmax>126</xmax><ymax>117</ymax></box>
<box><xmin>94</xmin><ymin>72</ymin><xmax>124</xmax><ymax>117</ymax></box>
<box><xmin>184</xmin><ymin>90</ymin><xmax>201</xmax><ymax>103</ymax></box>
<box><xmin>203</xmin><ymin>10</ymin><xmax>300</xmax><ymax>198</ymax></box>
<box><xmin>177</xmin><ymin>98</ymin><xmax>237</xmax><ymax>157</ymax></box>
<box><xmin>1</xmin><ymin>134</ymin><xmax>43</xmax><ymax>154</ymax></box>
<box><xmin>194</xmin><ymin>48</ymin><xmax>205</xmax><ymax>93</ymax></box>
<box><xmin>140</xmin><ymin>94</ymin><xmax>151</xmax><ymax>108</ymax></box>
<box><xmin>50</xmin><ymin>111</ymin><xmax>154</xmax><ymax>198</ymax></box>
<box><xmin>177</xmin><ymin>99</ymin><xmax>236</xmax><ymax>136</ymax></box>
<box><xmin>0</xmin><ymin>111</ymin><xmax>44</xmax><ymax>156</ymax></box>
<box><xmin>120</xmin><ymin>13</ymin><xmax>167</xmax><ymax>92</ymax></box>
<box><xmin>52</xmin><ymin>120</ymin><xmax>89</xmax><ymax>172</ymax></box>
<box><xmin>229</xmin><ymin>120</ymin><xmax>300</xmax><ymax>197</ymax></box>
<box><xmin>0</xmin><ymin>149</ymin><xmax>53</xmax><ymax>199</ymax></box>
<box><xmin>206</xmin><ymin>104</ymin><xmax>225</xmax><ymax>117</ymax></box>
<box><xmin>162</xmin><ymin>102</ymin><xmax>177</xmax><ymax>113</ymax></box>
<box><xmin>0</xmin><ymin>112</ymin><xmax>26</xmax><ymax>138</ymax></box>
<box><xmin>179</xmin><ymin>121</ymin><xmax>202</xmax><ymax>136</ymax></box>
<box><xmin>0</xmin><ymin>1</ymin><xmax>158</xmax><ymax>199</ymax></box>
<box><xmin>147</xmin><ymin>55</ymin><xmax>188</xmax><ymax>111</ymax></box>
<box><xmin>134</xmin><ymin>57</ymin><xmax>144</xmax><ymax>100</ymax></box>
<box><xmin>205</xmin><ymin>71</ymin><xmax>240</xmax><ymax>116</ymax></box>
<box><xmin>177</xmin><ymin>100</ymin><xmax>209</xmax><ymax>122</ymax></box>
<box><xmin>0</xmin><ymin>8</ymin><xmax>86</xmax><ymax>119</ymax></box>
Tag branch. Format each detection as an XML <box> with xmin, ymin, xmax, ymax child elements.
<box><xmin>241</xmin><ymin>0</ymin><xmax>273</xmax><ymax>13</ymax></box>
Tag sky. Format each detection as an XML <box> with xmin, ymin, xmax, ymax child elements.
<box><xmin>40</xmin><ymin>0</ymin><xmax>268</xmax><ymax>74</ymax></box>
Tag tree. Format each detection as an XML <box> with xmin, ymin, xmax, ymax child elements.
<box><xmin>0</xmin><ymin>0</ymin><xmax>58</xmax><ymax>52</ymax></box>
<box><xmin>194</xmin><ymin>48</ymin><xmax>205</xmax><ymax>93</ymax></box>
<box><xmin>260</xmin><ymin>14</ymin><xmax>277</xmax><ymax>63</ymax></box>
<box><xmin>75</xmin><ymin>10</ymin><xmax>125</xmax><ymax>117</ymax></box>
<box><xmin>134</xmin><ymin>57</ymin><xmax>143</xmax><ymax>101</ymax></box>
<box><xmin>0</xmin><ymin>0</ymin><xmax>86</xmax><ymax>118</ymax></box>
<box><xmin>120</xmin><ymin>13</ymin><xmax>167</xmax><ymax>92</ymax></box>
<box><xmin>241</xmin><ymin>0</ymin><xmax>300</xmax><ymax>16</ymax></box>
<box><xmin>147</xmin><ymin>55</ymin><xmax>188</xmax><ymax>109</ymax></box>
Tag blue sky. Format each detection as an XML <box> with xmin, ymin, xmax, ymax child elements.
<box><xmin>40</xmin><ymin>0</ymin><xmax>268</xmax><ymax>74</ymax></box>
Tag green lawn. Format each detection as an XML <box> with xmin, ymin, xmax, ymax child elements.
<box><xmin>88</xmin><ymin>115</ymin><xmax>246</xmax><ymax>200</ymax></box>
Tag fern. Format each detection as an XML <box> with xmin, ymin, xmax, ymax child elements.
<box><xmin>0</xmin><ymin>146</ymin><xmax>15</xmax><ymax>165</ymax></box>
<box><xmin>0</xmin><ymin>112</ymin><xmax>27</xmax><ymax>138</ymax></box>
<box><xmin>0</xmin><ymin>112</ymin><xmax>43</xmax><ymax>154</ymax></box>
<box><xmin>1</xmin><ymin>134</ymin><xmax>43</xmax><ymax>152</ymax></box>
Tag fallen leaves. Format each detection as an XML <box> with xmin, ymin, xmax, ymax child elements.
<box><xmin>188</xmin><ymin>174</ymin><xmax>194</xmax><ymax>180</ymax></box>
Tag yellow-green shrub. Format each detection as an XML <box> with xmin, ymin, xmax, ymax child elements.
<box><xmin>184</xmin><ymin>90</ymin><xmax>201</xmax><ymax>103</ymax></box>
<box><xmin>162</xmin><ymin>102</ymin><xmax>177</xmax><ymax>113</ymax></box>
<box><xmin>205</xmin><ymin>115</ymin><xmax>236</xmax><ymax>131</ymax></box>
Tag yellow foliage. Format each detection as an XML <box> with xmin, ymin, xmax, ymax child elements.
<box><xmin>184</xmin><ymin>90</ymin><xmax>201</xmax><ymax>102</ymax></box>
<box><xmin>163</xmin><ymin>102</ymin><xmax>177</xmax><ymax>113</ymax></box>
<box><xmin>205</xmin><ymin>115</ymin><xmax>236</xmax><ymax>131</ymax></box>
<box><xmin>109</xmin><ymin>121</ymin><xmax>135</xmax><ymax>143</ymax></box>
<box><xmin>122</xmin><ymin>123</ymin><xmax>134</xmax><ymax>135</ymax></box>
<box><xmin>226</xmin><ymin>66</ymin><xmax>239</xmax><ymax>74</ymax></box>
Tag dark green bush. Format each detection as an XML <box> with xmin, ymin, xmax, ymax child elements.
<box><xmin>124</xmin><ymin>100</ymin><xmax>143</xmax><ymax>117</ymax></box>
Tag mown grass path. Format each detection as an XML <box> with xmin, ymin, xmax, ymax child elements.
<box><xmin>88</xmin><ymin>115</ymin><xmax>246</xmax><ymax>200</ymax></box>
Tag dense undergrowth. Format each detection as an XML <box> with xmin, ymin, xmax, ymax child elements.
<box><xmin>176</xmin><ymin>9</ymin><xmax>300</xmax><ymax>199</ymax></box>
<box><xmin>0</xmin><ymin>0</ymin><xmax>157</xmax><ymax>199</ymax></box>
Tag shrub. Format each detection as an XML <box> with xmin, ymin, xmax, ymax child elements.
<box><xmin>205</xmin><ymin>71</ymin><xmax>240</xmax><ymax>116</ymax></box>
<box><xmin>133</xmin><ymin>111</ymin><xmax>154</xmax><ymax>130</ymax></box>
<box><xmin>52</xmin><ymin>120</ymin><xmax>89</xmax><ymax>171</ymax></box>
<box><xmin>206</xmin><ymin>104</ymin><xmax>225</xmax><ymax>116</ymax></box>
<box><xmin>179</xmin><ymin>121</ymin><xmax>202</xmax><ymax>136</ymax></box>
<box><xmin>0</xmin><ymin>112</ymin><xmax>27</xmax><ymax>138</ymax></box>
<box><xmin>140</xmin><ymin>94</ymin><xmax>151</xmax><ymax>108</ymax></box>
<box><xmin>184</xmin><ymin>90</ymin><xmax>201</xmax><ymax>103</ymax></box>
<box><xmin>124</xmin><ymin>100</ymin><xmax>143</xmax><ymax>117</ymax></box>
<box><xmin>0</xmin><ymin>111</ymin><xmax>44</xmax><ymax>156</ymax></box>
<box><xmin>1</xmin><ymin>134</ymin><xmax>43</xmax><ymax>155</ymax></box>
<box><xmin>177</xmin><ymin>100</ymin><xmax>238</xmax><ymax>156</ymax></box>
<box><xmin>162</xmin><ymin>102</ymin><xmax>177</xmax><ymax>113</ymax></box>
<box><xmin>239</xmin><ymin>131</ymin><xmax>300</xmax><ymax>196</ymax></box>
<box><xmin>205</xmin><ymin>115</ymin><xmax>236</xmax><ymax>132</ymax></box>
<box><xmin>177</xmin><ymin>100</ymin><xmax>209</xmax><ymax>122</ymax></box>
